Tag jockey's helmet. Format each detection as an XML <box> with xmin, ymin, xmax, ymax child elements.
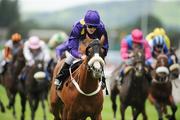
<box><xmin>131</xmin><ymin>29</ymin><xmax>143</xmax><ymax>43</ymax></box>
<box><xmin>153</xmin><ymin>35</ymin><xmax>165</xmax><ymax>49</ymax></box>
<box><xmin>153</xmin><ymin>27</ymin><xmax>166</xmax><ymax>35</ymax></box>
<box><xmin>28</xmin><ymin>36</ymin><xmax>41</xmax><ymax>49</ymax></box>
<box><xmin>11</xmin><ymin>33</ymin><xmax>21</xmax><ymax>42</ymax></box>
<box><xmin>48</xmin><ymin>32</ymin><xmax>68</xmax><ymax>49</ymax></box>
<box><xmin>84</xmin><ymin>10</ymin><xmax>100</xmax><ymax>27</ymax></box>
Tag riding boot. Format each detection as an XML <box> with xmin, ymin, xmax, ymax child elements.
<box><xmin>54</xmin><ymin>63</ymin><xmax>70</xmax><ymax>90</ymax></box>
<box><xmin>101</xmin><ymin>76</ymin><xmax>109</xmax><ymax>95</ymax></box>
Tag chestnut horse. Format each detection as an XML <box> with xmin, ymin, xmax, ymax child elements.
<box><xmin>50</xmin><ymin>39</ymin><xmax>105</xmax><ymax>120</ymax></box>
<box><xmin>110</xmin><ymin>48</ymin><xmax>150</xmax><ymax>120</ymax></box>
<box><xmin>149</xmin><ymin>53</ymin><xmax>177</xmax><ymax>120</ymax></box>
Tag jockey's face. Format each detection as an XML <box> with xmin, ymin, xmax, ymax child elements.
<box><xmin>13</xmin><ymin>41</ymin><xmax>19</xmax><ymax>45</ymax></box>
<box><xmin>155</xmin><ymin>45</ymin><xmax>163</xmax><ymax>53</ymax></box>
<box><xmin>132</xmin><ymin>42</ymin><xmax>141</xmax><ymax>50</ymax></box>
<box><xmin>30</xmin><ymin>48</ymin><xmax>41</xmax><ymax>54</ymax></box>
<box><xmin>86</xmin><ymin>25</ymin><xmax>97</xmax><ymax>34</ymax></box>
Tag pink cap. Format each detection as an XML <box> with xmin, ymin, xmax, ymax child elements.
<box><xmin>131</xmin><ymin>29</ymin><xmax>143</xmax><ymax>43</ymax></box>
<box><xmin>28</xmin><ymin>36</ymin><xmax>41</xmax><ymax>49</ymax></box>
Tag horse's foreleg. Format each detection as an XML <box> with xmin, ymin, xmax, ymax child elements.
<box><xmin>12</xmin><ymin>93</ymin><xmax>17</xmax><ymax>119</ymax></box>
<box><xmin>110</xmin><ymin>90</ymin><xmax>118</xmax><ymax>120</ymax></box>
<box><xmin>141</xmin><ymin>105</ymin><xmax>148</xmax><ymax>120</ymax></box>
<box><xmin>132</xmin><ymin>107</ymin><xmax>141</xmax><ymax>120</ymax></box>
<box><xmin>20</xmin><ymin>92</ymin><xmax>26</xmax><ymax>120</ymax></box>
<box><xmin>168</xmin><ymin>96</ymin><xmax>177</xmax><ymax>120</ymax></box>
<box><xmin>29</xmin><ymin>97</ymin><xmax>39</xmax><ymax>120</ymax></box>
<box><xmin>154</xmin><ymin>102</ymin><xmax>163</xmax><ymax>120</ymax></box>
<box><xmin>41</xmin><ymin>96</ymin><xmax>47</xmax><ymax>120</ymax></box>
<box><xmin>0</xmin><ymin>99</ymin><xmax>5</xmax><ymax>113</ymax></box>
<box><xmin>120</xmin><ymin>104</ymin><xmax>126</xmax><ymax>120</ymax></box>
<box><xmin>49</xmin><ymin>86</ymin><xmax>62</xmax><ymax>120</ymax></box>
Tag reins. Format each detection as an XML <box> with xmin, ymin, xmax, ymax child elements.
<box><xmin>69</xmin><ymin>60</ymin><xmax>102</xmax><ymax>96</ymax></box>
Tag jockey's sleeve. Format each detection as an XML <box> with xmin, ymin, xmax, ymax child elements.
<box><xmin>4</xmin><ymin>40</ymin><xmax>13</xmax><ymax>49</ymax></box>
<box><xmin>143</xmin><ymin>40</ymin><xmax>152</xmax><ymax>60</ymax></box>
<box><xmin>55</xmin><ymin>41</ymin><xmax>69</xmax><ymax>59</ymax></box>
<box><xmin>68</xmin><ymin>23</ymin><xmax>82</xmax><ymax>58</ymax></box>
<box><xmin>23</xmin><ymin>41</ymin><xmax>33</xmax><ymax>62</ymax></box>
<box><xmin>145</xmin><ymin>57</ymin><xmax>153</xmax><ymax>66</ymax></box>
<box><xmin>41</xmin><ymin>41</ymin><xmax>51</xmax><ymax>62</ymax></box>
<box><xmin>101</xmin><ymin>28</ymin><xmax>109</xmax><ymax>57</ymax></box>
<box><xmin>120</xmin><ymin>38</ymin><xmax>129</xmax><ymax>60</ymax></box>
<box><xmin>163</xmin><ymin>44</ymin><xmax>168</xmax><ymax>54</ymax></box>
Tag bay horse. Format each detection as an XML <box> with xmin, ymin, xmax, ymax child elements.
<box><xmin>0</xmin><ymin>45</ymin><xmax>24</xmax><ymax>118</ymax></box>
<box><xmin>118</xmin><ymin>49</ymin><xmax>149</xmax><ymax>120</ymax></box>
<box><xmin>168</xmin><ymin>47</ymin><xmax>179</xmax><ymax>80</ymax></box>
<box><xmin>50</xmin><ymin>39</ymin><xmax>105</xmax><ymax>120</ymax></box>
<box><xmin>23</xmin><ymin>60</ymin><xmax>48</xmax><ymax>120</ymax></box>
<box><xmin>148</xmin><ymin>53</ymin><xmax>177</xmax><ymax>120</ymax></box>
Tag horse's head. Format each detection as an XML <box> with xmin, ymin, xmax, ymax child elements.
<box><xmin>154</xmin><ymin>53</ymin><xmax>169</xmax><ymax>82</ymax></box>
<box><xmin>132</xmin><ymin>49</ymin><xmax>145</xmax><ymax>77</ymax></box>
<box><xmin>31</xmin><ymin>60</ymin><xmax>46</xmax><ymax>81</ymax></box>
<box><xmin>85</xmin><ymin>39</ymin><xmax>105</xmax><ymax>79</ymax></box>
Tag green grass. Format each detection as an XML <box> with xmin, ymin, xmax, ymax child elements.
<box><xmin>0</xmin><ymin>85</ymin><xmax>180</xmax><ymax>120</ymax></box>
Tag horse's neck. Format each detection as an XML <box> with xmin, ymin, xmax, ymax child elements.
<box><xmin>77</xmin><ymin>61</ymin><xmax>99</xmax><ymax>93</ymax></box>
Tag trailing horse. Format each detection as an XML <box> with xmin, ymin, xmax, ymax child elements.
<box><xmin>21</xmin><ymin>60</ymin><xmax>48</xmax><ymax>120</ymax></box>
<box><xmin>50</xmin><ymin>39</ymin><xmax>105</xmax><ymax>120</ymax></box>
<box><xmin>110</xmin><ymin>49</ymin><xmax>150</xmax><ymax>120</ymax></box>
<box><xmin>148</xmin><ymin>53</ymin><xmax>177</xmax><ymax>120</ymax></box>
<box><xmin>0</xmin><ymin>45</ymin><xmax>24</xmax><ymax>118</ymax></box>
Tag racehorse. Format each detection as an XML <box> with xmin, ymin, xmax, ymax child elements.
<box><xmin>110</xmin><ymin>48</ymin><xmax>150</xmax><ymax>120</ymax></box>
<box><xmin>50</xmin><ymin>39</ymin><xmax>105</xmax><ymax>120</ymax></box>
<box><xmin>168</xmin><ymin>47</ymin><xmax>179</xmax><ymax>80</ymax></box>
<box><xmin>22</xmin><ymin>60</ymin><xmax>48</xmax><ymax>120</ymax></box>
<box><xmin>0</xmin><ymin>45</ymin><xmax>24</xmax><ymax>118</ymax></box>
<box><xmin>148</xmin><ymin>53</ymin><xmax>177</xmax><ymax>120</ymax></box>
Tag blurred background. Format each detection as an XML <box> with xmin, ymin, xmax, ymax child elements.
<box><xmin>0</xmin><ymin>0</ymin><xmax>180</xmax><ymax>49</ymax></box>
<box><xmin>0</xmin><ymin>0</ymin><xmax>180</xmax><ymax>119</ymax></box>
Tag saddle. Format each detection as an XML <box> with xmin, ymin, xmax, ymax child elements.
<box><xmin>64</xmin><ymin>60</ymin><xmax>83</xmax><ymax>78</ymax></box>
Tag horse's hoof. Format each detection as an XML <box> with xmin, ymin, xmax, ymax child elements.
<box><xmin>169</xmin><ymin>116</ymin><xmax>176</xmax><ymax>120</ymax></box>
<box><xmin>6</xmin><ymin>105</ymin><xmax>11</xmax><ymax>109</ymax></box>
<box><xmin>1</xmin><ymin>107</ymin><xmax>5</xmax><ymax>113</ymax></box>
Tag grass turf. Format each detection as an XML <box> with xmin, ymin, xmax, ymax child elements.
<box><xmin>0</xmin><ymin>86</ymin><xmax>180</xmax><ymax>120</ymax></box>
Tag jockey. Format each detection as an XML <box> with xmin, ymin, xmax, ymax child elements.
<box><xmin>48</xmin><ymin>31</ymin><xmax>68</xmax><ymax>50</ymax></box>
<box><xmin>146</xmin><ymin>28</ymin><xmax>173</xmax><ymax>68</ymax></box>
<box><xmin>48</xmin><ymin>32</ymin><xmax>68</xmax><ymax>61</ymax></box>
<box><xmin>55</xmin><ymin>10</ymin><xmax>109</xmax><ymax>90</ymax></box>
<box><xmin>118</xmin><ymin>29</ymin><xmax>152</xmax><ymax>84</ymax></box>
<box><xmin>20</xmin><ymin>36</ymin><xmax>51</xmax><ymax>81</ymax></box>
<box><xmin>146</xmin><ymin>27</ymin><xmax>170</xmax><ymax>49</ymax></box>
<box><xmin>47</xmin><ymin>32</ymin><xmax>68</xmax><ymax>81</ymax></box>
<box><xmin>0</xmin><ymin>33</ymin><xmax>23</xmax><ymax>74</ymax></box>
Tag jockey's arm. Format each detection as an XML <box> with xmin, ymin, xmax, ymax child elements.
<box><xmin>23</xmin><ymin>41</ymin><xmax>33</xmax><ymax>63</ymax></box>
<box><xmin>100</xmin><ymin>35</ymin><xmax>108</xmax><ymax>57</ymax></box>
<box><xmin>121</xmin><ymin>39</ymin><xmax>130</xmax><ymax>60</ymax></box>
<box><xmin>3</xmin><ymin>47</ymin><xmax>12</xmax><ymax>61</ymax></box>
